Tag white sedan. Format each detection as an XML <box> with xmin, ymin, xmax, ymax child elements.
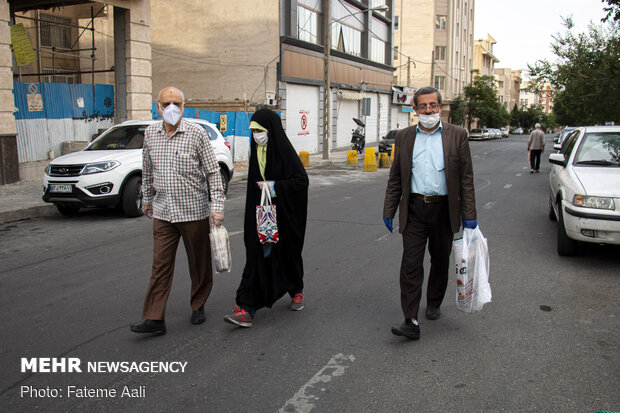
<box><xmin>548</xmin><ymin>125</ymin><xmax>620</xmax><ymax>255</ymax></box>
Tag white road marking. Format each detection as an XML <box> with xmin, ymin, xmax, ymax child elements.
<box><xmin>375</xmin><ymin>226</ymin><xmax>399</xmax><ymax>241</ymax></box>
<box><xmin>476</xmin><ymin>178</ymin><xmax>492</xmax><ymax>193</ymax></box>
<box><xmin>522</xmin><ymin>166</ymin><xmax>528</xmax><ymax>170</ymax></box>
<box><xmin>278</xmin><ymin>353</ymin><xmax>355</xmax><ymax>413</ymax></box>
<box><xmin>504</xmin><ymin>184</ymin><xmax>512</xmax><ymax>189</ymax></box>
<box><xmin>516</xmin><ymin>173</ymin><xmax>522</xmax><ymax>176</ymax></box>
<box><xmin>228</xmin><ymin>231</ymin><xmax>243</xmax><ymax>237</ymax></box>
<box><xmin>483</xmin><ymin>202</ymin><xmax>496</xmax><ymax>209</ymax></box>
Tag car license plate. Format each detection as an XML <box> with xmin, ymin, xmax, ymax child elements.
<box><xmin>49</xmin><ymin>184</ymin><xmax>73</xmax><ymax>193</ymax></box>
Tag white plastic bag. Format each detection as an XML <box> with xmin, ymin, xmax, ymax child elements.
<box><xmin>210</xmin><ymin>224</ymin><xmax>232</xmax><ymax>273</ymax></box>
<box><xmin>453</xmin><ymin>227</ymin><xmax>491</xmax><ymax>313</ymax></box>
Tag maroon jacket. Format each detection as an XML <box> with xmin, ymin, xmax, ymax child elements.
<box><xmin>383</xmin><ymin>122</ymin><xmax>477</xmax><ymax>234</ymax></box>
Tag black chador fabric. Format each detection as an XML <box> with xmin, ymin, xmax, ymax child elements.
<box><xmin>236</xmin><ymin>109</ymin><xmax>309</xmax><ymax>311</ymax></box>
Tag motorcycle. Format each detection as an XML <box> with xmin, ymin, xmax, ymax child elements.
<box><xmin>351</xmin><ymin>118</ymin><xmax>366</xmax><ymax>154</ymax></box>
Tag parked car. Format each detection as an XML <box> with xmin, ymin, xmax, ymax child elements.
<box><xmin>500</xmin><ymin>127</ymin><xmax>509</xmax><ymax>138</ymax></box>
<box><xmin>555</xmin><ymin>126</ymin><xmax>577</xmax><ymax>145</ymax></box>
<box><xmin>511</xmin><ymin>127</ymin><xmax>524</xmax><ymax>135</ymax></box>
<box><xmin>378</xmin><ymin>129</ymin><xmax>399</xmax><ymax>154</ymax></box>
<box><xmin>548</xmin><ymin>125</ymin><xmax>620</xmax><ymax>255</ymax></box>
<box><xmin>42</xmin><ymin>118</ymin><xmax>234</xmax><ymax>217</ymax></box>
<box><xmin>493</xmin><ymin>128</ymin><xmax>502</xmax><ymax>139</ymax></box>
<box><xmin>469</xmin><ymin>128</ymin><xmax>490</xmax><ymax>140</ymax></box>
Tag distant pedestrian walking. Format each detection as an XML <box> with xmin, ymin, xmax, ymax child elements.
<box><xmin>223</xmin><ymin>109</ymin><xmax>309</xmax><ymax>328</ymax></box>
<box><xmin>130</xmin><ymin>86</ymin><xmax>226</xmax><ymax>335</ymax></box>
<box><xmin>528</xmin><ymin>123</ymin><xmax>545</xmax><ymax>173</ymax></box>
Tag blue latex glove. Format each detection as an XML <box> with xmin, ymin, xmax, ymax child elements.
<box><xmin>383</xmin><ymin>217</ymin><xmax>393</xmax><ymax>233</ymax></box>
<box><xmin>462</xmin><ymin>219</ymin><xmax>478</xmax><ymax>229</ymax></box>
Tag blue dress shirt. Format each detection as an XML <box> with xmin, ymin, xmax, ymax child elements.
<box><xmin>411</xmin><ymin>122</ymin><xmax>448</xmax><ymax>195</ymax></box>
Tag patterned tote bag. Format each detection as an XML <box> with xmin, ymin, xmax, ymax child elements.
<box><xmin>256</xmin><ymin>184</ymin><xmax>279</xmax><ymax>244</ymax></box>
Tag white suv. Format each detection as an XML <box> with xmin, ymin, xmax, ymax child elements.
<box><xmin>43</xmin><ymin>118</ymin><xmax>234</xmax><ymax>217</ymax></box>
<box><xmin>548</xmin><ymin>125</ymin><xmax>620</xmax><ymax>255</ymax></box>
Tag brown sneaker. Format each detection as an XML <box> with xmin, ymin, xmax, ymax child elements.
<box><xmin>223</xmin><ymin>304</ymin><xmax>253</xmax><ymax>328</ymax></box>
<box><xmin>289</xmin><ymin>293</ymin><xmax>304</xmax><ymax>311</ymax></box>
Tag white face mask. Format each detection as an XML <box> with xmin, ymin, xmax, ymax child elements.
<box><xmin>253</xmin><ymin>131</ymin><xmax>268</xmax><ymax>145</ymax></box>
<box><xmin>162</xmin><ymin>103</ymin><xmax>182</xmax><ymax>126</ymax></box>
<box><xmin>418</xmin><ymin>112</ymin><xmax>441</xmax><ymax>129</ymax></box>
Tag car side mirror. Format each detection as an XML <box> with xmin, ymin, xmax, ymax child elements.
<box><xmin>549</xmin><ymin>153</ymin><xmax>566</xmax><ymax>167</ymax></box>
<box><xmin>554</xmin><ymin>143</ymin><xmax>561</xmax><ymax>150</ymax></box>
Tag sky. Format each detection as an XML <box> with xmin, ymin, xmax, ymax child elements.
<box><xmin>473</xmin><ymin>0</ymin><xmax>609</xmax><ymax>77</ymax></box>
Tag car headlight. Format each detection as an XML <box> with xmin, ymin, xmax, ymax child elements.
<box><xmin>44</xmin><ymin>164</ymin><xmax>51</xmax><ymax>176</ymax></box>
<box><xmin>573</xmin><ymin>195</ymin><xmax>615</xmax><ymax>210</ymax></box>
<box><xmin>81</xmin><ymin>161</ymin><xmax>120</xmax><ymax>175</ymax></box>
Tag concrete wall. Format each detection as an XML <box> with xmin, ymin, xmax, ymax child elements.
<box><xmin>0</xmin><ymin>0</ymin><xmax>15</xmax><ymax>137</ymax></box>
<box><xmin>150</xmin><ymin>0</ymin><xmax>279</xmax><ymax>104</ymax></box>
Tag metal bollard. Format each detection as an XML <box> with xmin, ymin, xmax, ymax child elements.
<box><xmin>299</xmin><ymin>151</ymin><xmax>310</xmax><ymax>167</ymax></box>
<box><xmin>363</xmin><ymin>148</ymin><xmax>377</xmax><ymax>172</ymax></box>
<box><xmin>390</xmin><ymin>144</ymin><xmax>395</xmax><ymax>162</ymax></box>
<box><xmin>347</xmin><ymin>150</ymin><xmax>358</xmax><ymax>164</ymax></box>
<box><xmin>378</xmin><ymin>152</ymin><xmax>390</xmax><ymax>168</ymax></box>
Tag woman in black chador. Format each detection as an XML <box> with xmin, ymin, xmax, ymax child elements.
<box><xmin>224</xmin><ymin>109</ymin><xmax>309</xmax><ymax>328</ymax></box>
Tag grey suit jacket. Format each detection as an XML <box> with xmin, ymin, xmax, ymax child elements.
<box><xmin>383</xmin><ymin>122</ymin><xmax>477</xmax><ymax>234</ymax></box>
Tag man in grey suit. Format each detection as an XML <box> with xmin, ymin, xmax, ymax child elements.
<box><xmin>383</xmin><ymin>86</ymin><xmax>477</xmax><ymax>340</ymax></box>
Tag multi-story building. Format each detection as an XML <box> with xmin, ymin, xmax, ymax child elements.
<box><xmin>472</xmin><ymin>34</ymin><xmax>498</xmax><ymax>77</ymax></box>
<box><xmin>151</xmin><ymin>0</ymin><xmax>401</xmax><ymax>155</ymax></box>
<box><xmin>393</xmin><ymin>0</ymin><xmax>475</xmax><ymax>123</ymax></box>
<box><xmin>519</xmin><ymin>80</ymin><xmax>539</xmax><ymax>109</ymax></box>
<box><xmin>494</xmin><ymin>68</ymin><xmax>521</xmax><ymax>112</ymax></box>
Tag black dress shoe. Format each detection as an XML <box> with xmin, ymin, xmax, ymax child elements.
<box><xmin>130</xmin><ymin>320</ymin><xmax>166</xmax><ymax>334</ymax></box>
<box><xmin>191</xmin><ymin>306</ymin><xmax>205</xmax><ymax>325</ymax></box>
<box><xmin>425</xmin><ymin>306</ymin><xmax>441</xmax><ymax>320</ymax></box>
<box><xmin>391</xmin><ymin>321</ymin><xmax>420</xmax><ymax>340</ymax></box>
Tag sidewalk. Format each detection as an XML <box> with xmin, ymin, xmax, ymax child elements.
<box><xmin>0</xmin><ymin>148</ymin><xmax>369</xmax><ymax>225</ymax></box>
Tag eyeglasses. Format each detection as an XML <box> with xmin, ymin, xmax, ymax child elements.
<box><xmin>415</xmin><ymin>103</ymin><xmax>440</xmax><ymax>111</ymax></box>
<box><xmin>160</xmin><ymin>101</ymin><xmax>183</xmax><ymax>108</ymax></box>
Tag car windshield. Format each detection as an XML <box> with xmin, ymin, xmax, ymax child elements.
<box><xmin>86</xmin><ymin>125</ymin><xmax>147</xmax><ymax>150</ymax></box>
<box><xmin>471</xmin><ymin>129</ymin><xmax>481</xmax><ymax>133</ymax></box>
<box><xmin>573</xmin><ymin>132</ymin><xmax>620</xmax><ymax>166</ymax></box>
<box><xmin>195</xmin><ymin>123</ymin><xmax>219</xmax><ymax>141</ymax></box>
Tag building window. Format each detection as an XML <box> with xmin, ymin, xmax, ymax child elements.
<box><xmin>394</xmin><ymin>15</ymin><xmax>399</xmax><ymax>31</ymax></box>
<box><xmin>394</xmin><ymin>46</ymin><xmax>398</xmax><ymax>60</ymax></box>
<box><xmin>370</xmin><ymin>37</ymin><xmax>386</xmax><ymax>64</ymax></box>
<box><xmin>499</xmin><ymin>95</ymin><xmax>504</xmax><ymax>103</ymax></box>
<box><xmin>40</xmin><ymin>13</ymin><xmax>72</xmax><ymax>49</ymax></box>
<box><xmin>331</xmin><ymin>22</ymin><xmax>362</xmax><ymax>57</ymax></box>
<box><xmin>498</xmin><ymin>81</ymin><xmax>504</xmax><ymax>88</ymax></box>
<box><xmin>435</xmin><ymin>46</ymin><xmax>446</xmax><ymax>61</ymax></box>
<box><xmin>435</xmin><ymin>15</ymin><xmax>447</xmax><ymax>30</ymax></box>
<box><xmin>297</xmin><ymin>5</ymin><xmax>319</xmax><ymax>44</ymax></box>
<box><xmin>41</xmin><ymin>68</ymin><xmax>76</xmax><ymax>84</ymax></box>
<box><xmin>434</xmin><ymin>76</ymin><xmax>446</xmax><ymax>90</ymax></box>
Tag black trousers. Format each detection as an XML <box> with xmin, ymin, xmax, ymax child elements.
<box><xmin>399</xmin><ymin>197</ymin><xmax>453</xmax><ymax>320</ymax></box>
<box><xmin>530</xmin><ymin>150</ymin><xmax>542</xmax><ymax>171</ymax></box>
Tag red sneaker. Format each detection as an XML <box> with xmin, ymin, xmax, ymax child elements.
<box><xmin>290</xmin><ymin>293</ymin><xmax>304</xmax><ymax>311</ymax></box>
<box><xmin>223</xmin><ymin>304</ymin><xmax>253</xmax><ymax>328</ymax></box>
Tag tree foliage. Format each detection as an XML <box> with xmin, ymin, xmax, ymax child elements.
<box><xmin>464</xmin><ymin>74</ymin><xmax>509</xmax><ymax>128</ymax></box>
<box><xmin>449</xmin><ymin>94</ymin><xmax>467</xmax><ymax>126</ymax></box>
<box><xmin>602</xmin><ymin>0</ymin><xmax>620</xmax><ymax>22</ymax></box>
<box><xmin>527</xmin><ymin>17</ymin><xmax>619</xmax><ymax>126</ymax></box>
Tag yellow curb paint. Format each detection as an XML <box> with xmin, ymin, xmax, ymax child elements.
<box><xmin>299</xmin><ymin>151</ymin><xmax>310</xmax><ymax>167</ymax></box>
<box><xmin>346</xmin><ymin>150</ymin><xmax>358</xmax><ymax>164</ymax></box>
<box><xmin>363</xmin><ymin>148</ymin><xmax>377</xmax><ymax>172</ymax></box>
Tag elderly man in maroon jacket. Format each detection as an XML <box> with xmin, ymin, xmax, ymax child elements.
<box><xmin>383</xmin><ymin>86</ymin><xmax>477</xmax><ymax>340</ymax></box>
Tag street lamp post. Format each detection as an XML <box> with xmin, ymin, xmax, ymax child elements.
<box><xmin>322</xmin><ymin>3</ymin><xmax>389</xmax><ymax>160</ymax></box>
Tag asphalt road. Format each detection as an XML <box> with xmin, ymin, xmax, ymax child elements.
<box><xmin>0</xmin><ymin>134</ymin><xmax>618</xmax><ymax>412</ymax></box>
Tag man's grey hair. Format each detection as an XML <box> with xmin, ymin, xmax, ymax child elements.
<box><xmin>413</xmin><ymin>86</ymin><xmax>442</xmax><ymax>106</ymax></box>
<box><xmin>535</xmin><ymin>123</ymin><xmax>541</xmax><ymax>129</ymax></box>
<box><xmin>158</xmin><ymin>86</ymin><xmax>184</xmax><ymax>103</ymax></box>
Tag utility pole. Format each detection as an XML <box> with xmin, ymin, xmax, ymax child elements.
<box><xmin>407</xmin><ymin>57</ymin><xmax>411</xmax><ymax>87</ymax></box>
<box><xmin>322</xmin><ymin>0</ymin><xmax>331</xmax><ymax>159</ymax></box>
<box><xmin>430</xmin><ymin>50</ymin><xmax>435</xmax><ymax>88</ymax></box>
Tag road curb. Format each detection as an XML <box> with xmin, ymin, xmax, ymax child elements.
<box><xmin>0</xmin><ymin>204</ymin><xmax>58</xmax><ymax>225</ymax></box>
